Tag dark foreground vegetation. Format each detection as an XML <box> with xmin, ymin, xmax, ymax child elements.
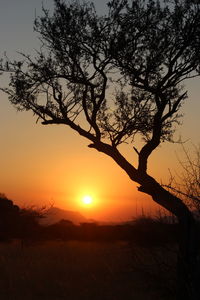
<box><xmin>0</xmin><ymin>240</ymin><xmax>177</xmax><ymax>300</ymax></box>
<box><xmin>0</xmin><ymin>194</ymin><xmax>186</xmax><ymax>299</ymax></box>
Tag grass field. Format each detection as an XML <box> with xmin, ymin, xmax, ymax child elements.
<box><xmin>0</xmin><ymin>240</ymin><xmax>176</xmax><ymax>300</ymax></box>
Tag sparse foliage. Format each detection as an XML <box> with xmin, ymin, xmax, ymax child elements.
<box><xmin>3</xmin><ymin>0</ymin><xmax>200</xmax><ymax>157</ymax></box>
<box><xmin>165</xmin><ymin>145</ymin><xmax>200</xmax><ymax>214</ymax></box>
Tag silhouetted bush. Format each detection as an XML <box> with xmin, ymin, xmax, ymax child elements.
<box><xmin>131</xmin><ymin>215</ymin><xmax>178</xmax><ymax>247</ymax></box>
<box><xmin>0</xmin><ymin>194</ymin><xmax>20</xmax><ymax>241</ymax></box>
<box><xmin>0</xmin><ymin>194</ymin><xmax>45</xmax><ymax>242</ymax></box>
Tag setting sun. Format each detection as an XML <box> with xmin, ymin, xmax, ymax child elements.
<box><xmin>82</xmin><ymin>195</ymin><xmax>93</xmax><ymax>205</ymax></box>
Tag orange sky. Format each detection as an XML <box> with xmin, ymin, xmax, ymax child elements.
<box><xmin>0</xmin><ymin>0</ymin><xmax>200</xmax><ymax>222</ymax></box>
<box><xmin>1</xmin><ymin>88</ymin><xmax>199</xmax><ymax>221</ymax></box>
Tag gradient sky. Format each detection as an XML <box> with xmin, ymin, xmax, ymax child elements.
<box><xmin>0</xmin><ymin>0</ymin><xmax>199</xmax><ymax>222</ymax></box>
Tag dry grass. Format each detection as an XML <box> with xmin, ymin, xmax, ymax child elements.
<box><xmin>0</xmin><ymin>240</ymin><xmax>176</xmax><ymax>300</ymax></box>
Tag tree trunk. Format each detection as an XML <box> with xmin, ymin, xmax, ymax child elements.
<box><xmin>177</xmin><ymin>217</ymin><xmax>200</xmax><ymax>300</ymax></box>
<box><xmin>93</xmin><ymin>144</ymin><xmax>200</xmax><ymax>299</ymax></box>
<box><xmin>138</xmin><ymin>176</ymin><xmax>200</xmax><ymax>300</ymax></box>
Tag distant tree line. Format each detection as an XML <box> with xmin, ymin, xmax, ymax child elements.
<box><xmin>0</xmin><ymin>193</ymin><xmax>179</xmax><ymax>246</ymax></box>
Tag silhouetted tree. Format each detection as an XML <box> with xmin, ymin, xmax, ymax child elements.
<box><xmin>18</xmin><ymin>206</ymin><xmax>45</xmax><ymax>240</ymax></box>
<box><xmin>0</xmin><ymin>194</ymin><xmax>44</xmax><ymax>242</ymax></box>
<box><xmin>0</xmin><ymin>193</ymin><xmax>20</xmax><ymax>240</ymax></box>
<box><xmin>2</xmin><ymin>0</ymin><xmax>200</xmax><ymax>298</ymax></box>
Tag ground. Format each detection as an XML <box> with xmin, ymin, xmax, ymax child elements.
<box><xmin>0</xmin><ymin>240</ymin><xmax>176</xmax><ymax>300</ymax></box>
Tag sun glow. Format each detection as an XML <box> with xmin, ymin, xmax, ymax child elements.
<box><xmin>82</xmin><ymin>195</ymin><xmax>93</xmax><ymax>205</ymax></box>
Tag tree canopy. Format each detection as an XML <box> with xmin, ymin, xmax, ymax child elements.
<box><xmin>3</xmin><ymin>0</ymin><xmax>200</xmax><ymax>179</ymax></box>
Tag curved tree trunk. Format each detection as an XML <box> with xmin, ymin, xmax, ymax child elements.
<box><xmin>139</xmin><ymin>175</ymin><xmax>200</xmax><ymax>300</ymax></box>
<box><xmin>91</xmin><ymin>143</ymin><xmax>200</xmax><ymax>299</ymax></box>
